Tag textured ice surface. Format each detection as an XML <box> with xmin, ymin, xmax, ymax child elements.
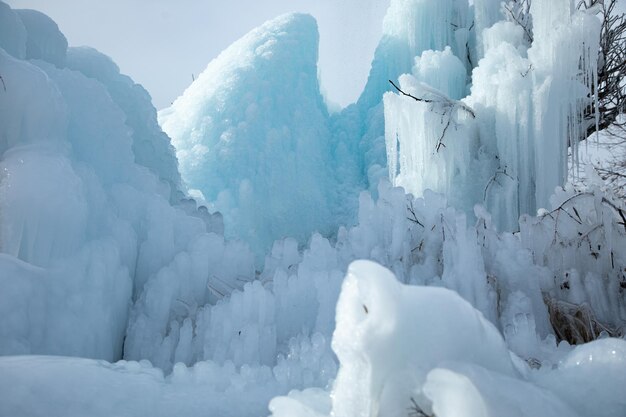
<box><xmin>0</xmin><ymin>14</ymin><xmax>191</xmax><ymax>360</ymax></box>
<box><xmin>0</xmin><ymin>1</ymin><xmax>25</xmax><ymax>59</ymax></box>
<box><xmin>160</xmin><ymin>14</ymin><xmax>338</xmax><ymax>254</ymax></box>
<box><xmin>66</xmin><ymin>46</ymin><xmax>182</xmax><ymax>198</ymax></box>
<box><xmin>0</xmin><ymin>1</ymin><xmax>625</xmax><ymax>417</ymax></box>
<box><xmin>385</xmin><ymin>0</ymin><xmax>601</xmax><ymax>231</ymax></box>
<box><xmin>17</xmin><ymin>9</ymin><xmax>68</xmax><ymax>67</ymax></box>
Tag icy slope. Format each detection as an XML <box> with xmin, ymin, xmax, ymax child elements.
<box><xmin>159</xmin><ymin>14</ymin><xmax>338</xmax><ymax>254</ymax></box>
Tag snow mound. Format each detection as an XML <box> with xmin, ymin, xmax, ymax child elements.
<box><xmin>331</xmin><ymin>260</ymin><xmax>515</xmax><ymax>417</ymax></box>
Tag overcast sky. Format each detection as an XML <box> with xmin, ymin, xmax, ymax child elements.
<box><xmin>5</xmin><ymin>0</ymin><xmax>390</xmax><ymax>109</ymax></box>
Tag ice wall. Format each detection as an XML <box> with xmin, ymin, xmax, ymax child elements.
<box><xmin>123</xmin><ymin>177</ymin><xmax>576</xmax><ymax>376</ymax></box>
<box><xmin>384</xmin><ymin>49</ymin><xmax>478</xmax><ymax>211</ymax></box>
<box><xmin>0</xmin><ymin>48</ymin><xmax>133</xmax><ymax>359</ymax></box>
<box><xmin>0</xmin><ymin>1</ymin><xmax>203</xmax><ymax>360</ymax></box>
<box><xmin>320</xmin><ymin>0</ymin><xmax>476</xmax><ymax>215</ymax></box>
<box><xmin>527</xmin><ymin>0</ymin><xmax>601</xmax><ymax>210</ymax></box>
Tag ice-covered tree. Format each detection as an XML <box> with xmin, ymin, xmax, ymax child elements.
<box><xmin>503</xmin><ymin>0</ymin><xmax>626</xmax><ymax>138</ymax></box>
<box><xmin>385</xmin><ymin>0</ymin><xmax>603</xmax><ymax>230</ymax></box>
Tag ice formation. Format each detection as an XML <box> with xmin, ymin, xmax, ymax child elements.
<box><xmin>0</xmin><ymin>2</ymin><xmax>205</xmax><ymax>360</ymax></box>
<box><xmin>385</xmin><ymin>0</ymin><xmax>601</xmax><ymax>231</ymax></box>
<box><xmin>0</xmin><ymin>0</ymin><xmax>625</xmax><ymax>417</ymax></box>
<box><xmin>159</xmin><ymin>14</ymin><xmax>339</xmax><ymax>254</ymax></box>
<box><xmin>17</xmin><ymin>9</ymin><xmax>68</xmax><ymax>68</ymax></box>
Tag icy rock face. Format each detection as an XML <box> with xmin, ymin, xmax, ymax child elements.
<box><xmin>17</xmin><ymin>9</ymin><xmax>68</xmax><ymax>68</ymax></box>
<box><xmin>385</xmin><ymin>0</ymin><xmax>601</xmax><ymax>231</ymax></box>
<box><xmin>159</xmin><ymin>13</ymin><xmax>337</xmax><ymax>254</ymax></box>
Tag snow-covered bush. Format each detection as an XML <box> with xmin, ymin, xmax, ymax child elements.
<box><xmin>521</xmin><ymin>180</ymin><xmax>626</xmax><ymax>343</ymax></box>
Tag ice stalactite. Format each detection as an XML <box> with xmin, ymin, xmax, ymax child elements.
<box><xmin>472</xmin><ymin>0</ymin><xmax>506</xmax><ymax>60</ymax></box>
<box><xmin>359</xmin><ymin>0</ymin><xmax>471</xmax><ymax>110</ymax></box>
<box><xmin>385</xmin><ymin>0</ymin><xmax>601</xmax><ymax>231</ymax></box>
<box><xmin>528</xmin><ymin>0</ymin><xmax>601</xmax><ymax>211</ymax></box>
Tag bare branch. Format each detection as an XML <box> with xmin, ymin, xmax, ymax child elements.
<box><xmin>389</xmin><ymin>79</ymin><xmax>435</xmax><ymax>104</ymax></box>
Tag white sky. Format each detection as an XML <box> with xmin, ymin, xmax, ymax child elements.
<box><xmin>5</xmin><ymin>0</ymin><xmax>390</xmax><ymax>109</ymax></box>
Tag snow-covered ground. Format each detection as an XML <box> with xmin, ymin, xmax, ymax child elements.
<box><xmin>0</xmin><ymin>0</ymin><xmax>625</xmax><ymax>416</ymax></box>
